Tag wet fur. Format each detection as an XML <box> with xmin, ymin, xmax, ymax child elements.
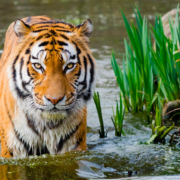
<box><xmin>0</xmin><ymin>16</ymin><xmax>96</xmax><ymax>158</ymax></box>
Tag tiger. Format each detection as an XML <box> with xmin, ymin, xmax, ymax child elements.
<box><xmin>0</xmin><ymin>15</ymin><xmax>96</xmax><ymax>158</ymax></box>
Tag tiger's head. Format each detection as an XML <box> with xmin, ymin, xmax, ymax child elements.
<box><xmin>10</xmin><ymin>17</ymin><xmax>96</xmax><ymax>121</ymax></box>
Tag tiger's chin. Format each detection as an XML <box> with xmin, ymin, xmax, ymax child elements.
<box><xmin>41</xmin><ymin>111</ymin><xmax>67</xmax><ymax>121</ymax></box>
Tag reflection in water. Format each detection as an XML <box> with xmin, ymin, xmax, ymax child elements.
<box><xmin>0</xmin><ymin>153</ymin><xmax>81</xmax><ymax>180</ymax></box>
<box><xmin>0</xmin><ymin>165</ymin><xmax>28</xmax><ymax>180</ymax></box>
<box><xmin>0</xmin><ymin>0</ymin><xmax>180</xmax><ymax>179</ymax></box>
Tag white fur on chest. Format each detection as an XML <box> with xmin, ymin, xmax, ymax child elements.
<box><xmin>7</xmin><ymin>105</ymin><xmax>80</xmax><ymax>157</ymax></box>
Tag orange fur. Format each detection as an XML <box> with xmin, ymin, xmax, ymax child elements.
<box><xmin>0</xmin><ymin>16</ymin><xmax>96</xmax><ymax>158</ymax></box>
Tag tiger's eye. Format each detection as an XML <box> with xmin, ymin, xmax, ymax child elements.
<box><xmin>67</xmin><ymin>63</ymin><xmax>74</xmax><ymax>69</ymax></box>
<box><xmin>34</xmin><ymin>63</ymin><xmax>42</xmax><ymax>69</ymax></box>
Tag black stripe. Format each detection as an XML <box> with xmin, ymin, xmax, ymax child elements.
<box><xmin>34</xmin><ymin>21</ymin><xmax>55</xmax><ymax>25</ymax></box>
<box><xmin>47</xmin><ymin>120</ymin><xmax>63</xmax><ymax>129</ymax></box>
<box><xmin>19</xmin><ymin>58</ymin><xmax>33</xmax><ymax>92</ymax></box>
<box><xmin>39</xmin><ymin>41</ymin><xmax>49</xmax><ymax>47</ymax></box>
<box><xmin>79</xmin><ymin>56</ymin><xmax>87</xmax><ymax>90</ymax></box>
<box><xmin>83</xmin><ymin>54</ymin><xmax>94</xmax><ymax>101</ymax></box>
<box><xmin>88</xmin><ymin>54</ymin><xmax>94</xmax><ymax>84</ymax></box>
<box><xmin>60</xmin><ymin>34</ymin><xmax>69</xmax><ymax>40</ymax></box>
<box><xmin>76</xmin><ymin>133</ymin><xmax>84</xmax><ymax>146</ymax></box>
<box><xmin>13</xmin><ymin>129</ymin><xmax>49</xmax><ymax>156</ymax></box>
<box><xmin>14</xmin><ymin>130</ymin><xmax>30</xmax><ymax>154</ymax></box>
<box><xmin>74</xmin><ymin>67</ymin><xmax>81</xmax><ymax>77</ymax></box>
<box><xmin>50</xmin><ymin>37</ymin><xmax>57</xmax><ymax>45</ymax></box>
<box><xmin>29</xmin><ymin>42</ymin><xmax>34</xmax><ymax>47</ymax></box>
<box><xmin>50</xmin><ymin>30</ymin><xmax>57</xmax><ymax>35</ymax></box>
<box><xmin>27</xmin><ymin>66</ymin><xmax>30</xmax><ymax>75</ymax></box>
<box><xmin>56</xmin><ymin>122</ymin><xmax>81</xmax><ymax>152</ymax></box>
<box><xmin>22</xmin><ymin>80</ymin><xmax>31</xmax><ymax>92</ymax></box>
<box><xmin>4</xmin><ymin>96</ymin><xmax>13</xmax><ymax>122</ymax></box>
<box><xmin>4</xmin><ymin>96</ymin><xmax>28</xmax><ymax>156</ymax></box>
<box><xmin>57</xmin><ymin>41</ymin><xmax>68</xmax><ymax>46</ymax></box>
<box><xmin>12</xmin><ymin>55</ymin><xmax>29</xmax><ymax>99</ymax></box>
<box><xmin>53</xmin><ymin>26</ymin><xmax>69</xmax><ymax>29</ymax></box>
<box><xmin>70</xmin><ymin>55</ymin><xmax>76</xmax><ymax>60</ymax></box>
<box><xmin>72</xmin><ymin>131</ymin><xmax>85</xmax><ymax>150</ymax></box>
<box><xmin>19</xmin><ymin>57</ymin><xmax>32</xmax><ymax>92</ymax></box>
<box><xmin>36</xmin><ymin>35</ymin><xmax>44</xmax><ymax>41</ymax></box>
<box><xmin>70</xmin><ymin>83</ymin><xmax>76</xmax><ymax>89</ymax></box>
<box><xmin>35</xmin><ymin>25</ymin><xmax>51</xmax><ymax>29</ymax></box>
<box><xmin>26</xmin><ymin>145</ymin><xmax>50</xmax><ymax>156</ymax></box>
<box><xmin>74</xmin><ymin>80</ymin><xmax>79</xmax><ymax>86</ymax></box>
<box><xmin>27</xmin><ymin>55</ymin><xmax>31</xmax><ymax>65</ymax></box>
<box><xmin>33</xmin><ymin>29</ymin><xmax>49</xmax><ymax>33</ymax></box>
<box><xmin>25</xmin><ymin>49</ymin><xmax>30</xmax><ymax>54</ymax></box>
<box><xmin>32</xmin><ymin>55</ymin><xmax>38</xmax><ymax>59</ymax></box>
<box><xmin>0</xmin><ymin>127</ymin><xmax>12</xmax><ymax>156</ymax></box>
<box><xmin>45</xmin><ymin>34</ymin><xmax>51</xmax><ymax>38</ymax></box>
<box><xmin>20</xmin><ymin>57</ymin><xmax>24</xmax><ymax>80</ymax></box>
<box><xmin>26</xmin><ymin>114</ymin><xmax>39</xmax><ymax>135</ymax></box>
<box><xmin>72</xmin><ymin>41</ymin><xmax>81</xmax><ymax>67</ymax></box>
<box><xmin>5</xmin><ymin>96</ymin><xmax>48</xmax><ymax>156</ymax></box>
<box><xmin>56</xmin><ymin>30</ymin><xmax>71</xmax><ymax>33</ymax></box>
<box><xmin>72</xmin><ymin>41</ymin><xmax>81</xmax><ymax>55</ymax></box>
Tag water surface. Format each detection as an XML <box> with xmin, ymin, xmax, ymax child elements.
<box><xmin>0</xmin><ymin>0</ymin><xmax>180</xmax><ymax>179</ymax></box>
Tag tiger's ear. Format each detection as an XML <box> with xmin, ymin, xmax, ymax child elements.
<box><xmin>14</xmin><ymin>19</ymin><xmax>31</xmax><ymax>38</ymax></box>
<box><xmin>75</xmin><ymin>19</ymin><xmax>93</xmax><ymax>39</ymax></box>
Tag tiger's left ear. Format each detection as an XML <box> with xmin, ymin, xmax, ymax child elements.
<box><xmin>14</xmin><ymin>19</ymin><xmax>31</xmax><ymax>38</ymax></box>
<box><xmin>75</xmin><ymin>19</ymin><xmax>93</xmax><ymax>40</ymax></box>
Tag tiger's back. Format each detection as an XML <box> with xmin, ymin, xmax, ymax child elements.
<box><xmin>0</xmin><ymin>16</ymin><xmax>96</xmax><ymax>158</ymax></box>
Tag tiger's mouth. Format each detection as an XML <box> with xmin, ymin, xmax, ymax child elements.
<box><xmin>50</xmin><ymin>107</ymin><xmax>61</xmax><ymax>112</ymax></box>
<box><xmin>40</xmin><ymin>103</ymin><xmax>77</xmax><ymax>121</ymax></box>
<box><xmin>34</xmin><ymin>100</ymin><xmax>76</xmax><ymax>112</ymax></box>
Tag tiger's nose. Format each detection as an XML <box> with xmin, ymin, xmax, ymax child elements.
<box><xmin>45</xmin><ymin>95</ymin><xmax>65</xmax><ymax>105</ymax></box>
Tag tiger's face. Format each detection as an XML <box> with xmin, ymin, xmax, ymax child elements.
<box><xmin>29</xmin><ymin>40</ymin><xmax>80</xmax><ymax>112</ymax></box>
<box><xmin>11</xmin><ymin>18</ymin><xmax>95</xmax><ymax>120</ymax></box>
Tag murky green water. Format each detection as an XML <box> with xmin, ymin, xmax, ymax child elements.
<box><xmin>0</xmin><ymin>0</ymin><xmax>180</xmax><ymax>179</ymax></box>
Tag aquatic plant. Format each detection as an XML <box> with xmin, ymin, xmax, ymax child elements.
<box><xmin>112</xmin><ymin>8</ymin><xmax>155</xmax><ymax>114</ymax></box>
<box><xmin>93</xmin><ymin>92</ymin><xmax>107</xmax><ymax>138</ymax></box>
<box><xmin>146</xmin><ymin>106</ymin><xmax>175</xmax><ymax>144</ymax></box>
<box><xmin>151</xmin><ymin>10</ymin><xmax>180</xmax><ymax>102</ymax></box>
<box><xmin>111</xmin><ymin>94</ymin><xmax>125</xmax><ymax>137</ymax></box>
<box><xmin>111</xmin><ymin>52</ymin><xmax>131</xmax><ymax>112</ymax></box>
<box><xmin>112</xmin><ymin>5</ymin><xmax>180</xmax><ymax>120</ymax></box>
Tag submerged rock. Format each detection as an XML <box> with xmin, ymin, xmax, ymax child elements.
<box><xmin>163</xmin><ymin>100</ymin><xmax>180</xmax><ymax>126</ymax></box>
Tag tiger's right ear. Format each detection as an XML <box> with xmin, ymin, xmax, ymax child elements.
<box><xmin>14</xmin><ymin>20</ymin><xmax>31</xmax><ymax>38</ymax></box>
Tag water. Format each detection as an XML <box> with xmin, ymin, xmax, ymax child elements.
<box><xmin>0</xmin><ymin>0</ymin><xmax>180</xmax><ymax>179</ymax></box>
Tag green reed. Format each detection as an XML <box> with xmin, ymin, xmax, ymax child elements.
<box><xmin>112</xmin><ymin>5</ymin><xmax>180</xmax><ymax>119</ymax></box>
<box><xmin>93</xmin><ymin>92</ymin><xmax>107</xmax><ymax>138</ymax></box>
<box><xmin>111</xmin><ymin>94</ymin><xmax>125</xmax><ymax>137</ymax></box>
<box><xmin>112</xmin><ymin>7</ymin><xmax>155</xmax><ymax>114</ymax></box>
<box><xmin>151</xmin><ymin>8</ymin><xmax>180</xmax><ymax>102</ymax></box>
<box><xmin>146</xmin><ymin>102</ymin><xmax>175</xmax><ymax>144</ymax></box>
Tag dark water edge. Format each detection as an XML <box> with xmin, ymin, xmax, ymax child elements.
<box><xmin>0</xmin><ymin>0</ymin><xmax>180</xmax><ymax>179</ymax></box>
